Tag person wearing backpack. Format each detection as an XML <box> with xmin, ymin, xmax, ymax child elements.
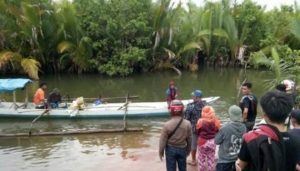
<box><xmin>159</xmin><ymin>100</ymin><xmax>192</xmax><ymax>171</ymax></box>
<box><xmin>236</xmin><ymin>90</ymin><xmax>300</xmax><ymax>171</ymax></box>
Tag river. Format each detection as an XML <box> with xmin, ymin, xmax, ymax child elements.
<box><xmin>0</xmin><ymin>68</ymin><xmax>273</xmax><ymax>171</ymax></box>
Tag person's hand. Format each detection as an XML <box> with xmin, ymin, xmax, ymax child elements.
<box><xmin>235</xmin><ymin>160</ymin><xmax>242</xmax><ymax>171</ymax></box>
<box><xmin>159</xmin><ymin>153</ymin><xmax>164</xmax><ymax>161</ymax></box>
<box><xmin>296</xmin><ymin>164</ymin><xmax>300</xmax><ymax>171</ymax></box>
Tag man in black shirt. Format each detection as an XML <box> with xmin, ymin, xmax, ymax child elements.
<box><xmin>289</xmin><ymin>109</ymin><xmax>300</xmax><ymax>170</ymax></box>
<box><xmin>239</xmin><ymin>82</ymin><xmax>257</xmax><ymax>131</ymax></box>
<box><xmin>236</xmin><ymin>91</ymin><xmax>300</xmax><ymax>171</ymax></box>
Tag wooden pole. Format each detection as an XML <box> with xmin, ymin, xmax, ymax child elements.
<box><xmin>25</xmin><ymin>87</ymin><xmax>28</xmax><ymax>106</ymax></box>
<box><xmin>13</xmin><ymin>91</ymin><xmax>16</xmax><ymax>109</ymax></box>
<box><xmin>123</xmin><ymin>93</ymin><xmax>129</xmax><ymax>131</ymax></box>
<box><xmin>236</xmin><ymin>79</ymin><xmax>247</xmax><ymax>104</ymax></box>
<box><xmin>28</xmin><ymin>109</ymin><xmax>50</xmax><ymax>136</ymax></box>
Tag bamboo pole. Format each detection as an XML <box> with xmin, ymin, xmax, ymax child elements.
<box><xmin>62</xmin><ymin>95</ymin><xmax>138</xmax><ymax>102</ymax></box>
<box><xmin>0</xmin><ymin>128</ymin><xmax>143</xmax><ymax>137</ymax></box>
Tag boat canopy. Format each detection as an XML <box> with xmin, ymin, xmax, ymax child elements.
<box><xmin>0</xmin><ymin>79</ymin><xmax>32</xmax><ymax>92</ymax></box>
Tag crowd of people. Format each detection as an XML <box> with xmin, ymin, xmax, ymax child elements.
<box><xmin>160</xmin><ymin>80</ymin><xmax>300</xmax><ymax>171</ymax></box>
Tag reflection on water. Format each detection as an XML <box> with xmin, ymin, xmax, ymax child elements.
<box><xmin>0</xmin><ymin>69</ymin><xmax>272</xmax><ymax>170</ymax></box>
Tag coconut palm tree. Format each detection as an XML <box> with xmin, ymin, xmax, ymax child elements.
<box><xmin>0</xmin><ymin>0</ymin><xmax>92</xmax><ymax>76</ymax></box>
<box><xmin>0</xmin><ymin>51</ymin><xmax>40</xmax><ymax>80</ymax></box>
<box><xmin>54</xmin><ymin>0</ymin><xmax>92</xmax><ymax>73</ymax></box>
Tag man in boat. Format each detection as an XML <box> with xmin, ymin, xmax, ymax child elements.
<box><xmin>166</xmin><ymin>81</ymin><xmax>178</xmax><ymax>108</ymax></box>
<box><xmin>94</xmin><ymin>95</ymin><xmax>106</xmax><ymax>106</ymax></box>
<box><xmin>239</xmin><ymin>82</ymin><xmax>257</xmax><ymax>131</ymax></box>
<box><xmin>184</xmin><ymin>89</ymin><xmax>206</xmax><ymax>166</ymax></box>
<box><xmin>236</xmin><ymin>90</ymin><xmax>300</xmax><ymax>171</ymax></box>
<box><xmin>33</xmin><ymin>82</ymin><xmax>47</xmax><ymax>109</ymax></box>
<box><xmin>159</xmin><ymin>100</ymin><xmax>192</xmax><ymax>171</ymax></box>
<box><xmin>48</xmin><ymin>88</ymin><xmax>61</xmax><ymax>108</ymax></box>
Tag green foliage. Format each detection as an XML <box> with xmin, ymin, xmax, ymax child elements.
<box><xmin>74</xmin><ymin>0</ymin><xmax>152</xmax><ymax>76</ymax></box>
<box><xmin>250</xmin><ymin>45</ymin><xmax>300</xmax><ymax>90</ymax></box>
<box><xmin>0</xmin><ymin>0</ymin><xmax>300</xmax><ymax>77</ymax></box>
<box><xmin>98</xmin><ymin>47</ymin><xmax>146</xmax><ymax>76</ymax></box>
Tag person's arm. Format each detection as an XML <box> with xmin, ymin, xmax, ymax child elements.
<box><xmin>236</xmin><ymin>159</ymin><xmax>248</xmax><ymax>171</ymax></box>
<box><xmin>296</xmin><ymin>164</ymin><xmax>300</xmax><ymax>171</ymax></box>
<box><xmin>159</xmin><ymin>125</ymin><xmax>168</xmax><ymax>161</ymax></box>
<box><xmin>214</xmin><ymin>128</ymin><xmax>224</xmax><ymax>145</ymax></box>
<box><xmin>242</xmin><ymin>108</ymin><xmax>248</xmax><ymax>122</ymax></box>
<box><xmin>242</xmin><ymin>98</ymin><xmax>250</xmax><ymax>122</ymax></box>
<box><xmin>236</xmin><ymin>139</ymin><xmax>250</xmax><ymax>170</ymax></box>
<box><xmin>165</xmin><ymin>89</ymin><xmax>170</xmax><ymax>97</ymax></box>
<box><xmin>184</xmin><ymin>105</ymin><xmax>191</xmax><ymax>120</ymax></box>
<box><xmin>186</xmin><ymin>123</ymin><xmax>192</xmax><ymax>157</ymax></box>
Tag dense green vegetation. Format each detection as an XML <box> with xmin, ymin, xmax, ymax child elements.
<box><xmin>0</xmin><ymin>0</ymin><xmax>300</xmax><ymax>80</ymax></box>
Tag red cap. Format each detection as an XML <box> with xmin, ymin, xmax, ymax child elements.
<box><xmin>170</xmin><ymin>100</ymin><xmax>184</xmax><ymax>116</ymax></box>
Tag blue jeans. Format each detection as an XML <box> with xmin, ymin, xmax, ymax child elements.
<box><xmin>216</xmin><ymin>162</ymin><xmax>236</xmax><ymax>171</ymax></box>
<box><xmin>165</xmin><ymin>145</ymin><xmax>187</xmax><ymax>171</ymax></box>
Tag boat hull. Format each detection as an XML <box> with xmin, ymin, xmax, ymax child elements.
<box><xmin>0</xmin><ymin>97</ymin><xmax>219</xmax><ymax>119</ymax></box>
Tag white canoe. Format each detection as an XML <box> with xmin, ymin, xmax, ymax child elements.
<box><xmin>0</xmin><ymin>97</ymin><xmax>219</xmax><ymax>119</ymax></box>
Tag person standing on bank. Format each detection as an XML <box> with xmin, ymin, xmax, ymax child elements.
<box><xmin>196</xmin><ymin>106</ymin><xmax>221</xmax><ymax>171</ymax></box>
<box><xmin>159</xmin><ymin>100</ymin><xmax>192</xmax><ymax>171</ymax></box>
<box><xmin>239</xmin><ymin>82</ymin><xmax>257</xmax><ymax>131</ymax></box>
<box><xmin>215</xmin><ymin>105</ymin><xmax>247</xmax><ymax>171</ymax></box>
<box><xmin>236</xmin><ymin>91</ymin><xmax>300</xmax><ymax>171</ymax></box>
<box><xmin>184</xmin><ymin>90</ymin><xmax>206</xmax><ymax>166</ymax></box>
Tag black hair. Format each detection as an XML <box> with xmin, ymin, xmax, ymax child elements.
<box><xmin>291</xmin><ymin>109</ymin><xmax>300</xmax><ymax>124</ymax></box>
<box><xmin>275</xmin><ymin>84</ymin><xmax>286</xmax><ymax>92</ymax></box>
<box><xmin>242</xmin><ymin>82</ymin><xmax>252</xmax><ymax>89</ymax></box>
<box><xmin>260</xmin><ymin>91</ymin><xmax>293</xmax><ymax>124</ymax></box>
<box><xmin>39</xmin><ymin>82</ymin><xmax>47</xmax><ymax>88</ymax></box>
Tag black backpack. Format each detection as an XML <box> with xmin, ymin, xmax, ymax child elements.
<box><xmin>245</xmin><ymin>125</ymin><xmax>286</xmax><ymax>171</ymax></box>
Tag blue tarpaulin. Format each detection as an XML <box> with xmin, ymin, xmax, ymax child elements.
<box><xmin>0</xmin><ymin>79</ymin><xmax>32</xmax><ymax>92</ymax></box>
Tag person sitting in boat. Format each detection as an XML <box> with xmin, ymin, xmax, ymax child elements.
<box><xmin>33</xmin><ymin>82</ymin><xmax>47</xmax><ymax>109</ymax></box>
<box><xmin>166</xmin><ymin>81</ymin><xmax>178</xmax><ymax>107</ymax></box>
<box><xmin>94</xmin><ymin>95</ymin><xmax>105</xmax><ymax>106</ymax></box>
<box><xmin>48</xmin><ymin>88</ymin><xmax>62</xmax><ymax>108</ymax></box>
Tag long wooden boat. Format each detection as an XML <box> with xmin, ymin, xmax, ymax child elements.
<box><xmin>0</xmin><ymin>97</ymin><xmax>219</xmax><ymax>119</ymax></box>
<box><xmin>0</xmin><ymin>78</ymin><xmax>219</xmax><ymax>119</ymax></box>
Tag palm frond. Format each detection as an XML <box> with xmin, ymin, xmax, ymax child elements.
<box><xmin>250</xmin><ymin>51</ymin><xmax>271</xmax><ymax>68</ymax></box>
<box><xmin>177</xmin><ymin>42</ymin><xmax>201</xmax><ymax>55</ymax></box>
<box><xmin>20</xmin><ymin>58</ymin><xmax>40</xmax><ymax>80</ymax></box>
<box><xmin>57</xmin><ymin>41</ymin><xmax>75</xmax><ymax>53</ymax></box>
<box><xmin>0</xmin><ymin>51</ymin><xmax>14</xmax><ymax>68</ymax></box>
